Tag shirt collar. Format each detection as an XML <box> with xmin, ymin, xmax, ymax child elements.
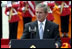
<box><xmin>38</xmin><ymin>19</ymin><xmax>46</xmax><ymax>25</ymax></box>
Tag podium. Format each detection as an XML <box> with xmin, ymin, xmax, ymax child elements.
<box><xmin>11</xmin><ymin>39</ymin><xmax>56</xmax><ymax>48</ymax></box>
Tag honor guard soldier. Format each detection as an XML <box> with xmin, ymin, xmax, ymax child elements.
<box><xmin>5</xmin><ymin>1</ymin><xmax>20</xmax><ymax>39</ymax></box>
<box><xmin>56</xmin><ymin>1</ymin><xmax>70</xmax><ymax>37</ymax></box>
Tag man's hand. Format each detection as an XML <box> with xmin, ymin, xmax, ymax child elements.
<box><xmin>55</xmin><ymin>43</ymin><xmax>59</xmax><ymax>48</ymax></box>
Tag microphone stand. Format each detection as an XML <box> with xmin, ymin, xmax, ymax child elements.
<box><xmin>29</xmin><ymin>26</ymin><xmax>36</xmax><ymax>39</ymax></box>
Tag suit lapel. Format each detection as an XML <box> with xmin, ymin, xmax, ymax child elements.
<box><xmin>43</xmin><ymin>20</ymin><xmax>51</xmax><ymax>39</ymax></box>
<box><xmin>34</xmin><ymin>21</ymin><xmax>40</xmax><ymax>39</ymax></box>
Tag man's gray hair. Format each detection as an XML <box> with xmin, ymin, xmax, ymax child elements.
<box><xmin>36</xmin><ymin>3</ymin><xmax>48</xmax><ymax>13</ymax></box>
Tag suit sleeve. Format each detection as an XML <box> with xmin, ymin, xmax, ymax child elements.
<box><xmin>21</xmin><ymin>23</ymin><xmax>30</xmax><ymax>39</ymax></box>
<box><xmin>53</xmin><ymin>25</ymin><xmax>62</xmax><ymax>48</ymax></box>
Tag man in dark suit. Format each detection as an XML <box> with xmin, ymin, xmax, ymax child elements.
<box><xmin>21</xmin><ymin>3</ymin><xmax>62</xmax><ymax>48</ymax></box>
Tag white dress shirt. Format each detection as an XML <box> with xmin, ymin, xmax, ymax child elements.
<box><xmin>38</xmin><ymin>19</ymin><xmax>46</xmax><ymax>33</ymax></box>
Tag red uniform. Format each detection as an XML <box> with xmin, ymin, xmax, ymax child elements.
<box><xmin>5</xmin><ymin>1</ymin><xmax>20</xmax><ymax>39</ymax></box>
<box><xmin>61</xmin><ymin>7</ymin><xmax>70</xmax><ymax>16</ymax></box>
<box><xmin>56</xmin><ymin>1</ymin><xmax>70</xmax><ymax>16</ymax></box>
<box><xmin>47</xmin><ymin>1</ymin><xmax>55</xmax><ymax>10</ymax></box>
<box><xmin>56</xmin><ymin>1</ymin><xmax>70</xmax><ymax>37</ymax></box>
<box><xmin>18</xmin><ymin>1</ymin><xmax>33</xmax><ymax>18</ymax></box>
<box><xmin>5</xmin><ymin>3</ymin><xmax>20</xmax><ymax>23</ymax></box>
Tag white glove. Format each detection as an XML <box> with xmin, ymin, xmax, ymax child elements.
<box><xmin>64</xmin><ymin>5</ymin><xmax>69</xmax><ymax>8</ymax></box>
<box><xmin>7</xmin><ymin>11</ymin><xmax>10</xmax><ymax>16</ymax></box>
<box><xmin>22</xmin><ymin>7</ymin><xmax>25</xmax><ymax>11</ymax></box>
<box><xmin>48</xmin><ymin>9</ymin><xmax>52</xmax><ymax>13</ymax></box>
<box><xmin>58</xmin><ymin>5</ymin><xmax>61</xmax><ymax>8</ymax></box>
<box><xmin>64</xmin><ymin>3</ymin><xmax>69</xmax><ymax>8</ymax></box>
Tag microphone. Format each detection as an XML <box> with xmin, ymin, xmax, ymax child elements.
<box><xmin>29</xmin><ymin>26</ymin><xmax>36</xmax><ymax>39</ymax></box>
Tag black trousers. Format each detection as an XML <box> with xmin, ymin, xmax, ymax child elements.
<box><xmin>23</xmin><ymin>17</ymin><xmax>32</xmax><ymax>29</ymax></box>
<box><xmin>61</xmin><ymin>15</ymin><xmax>69</xmax><ymax>33</ymax></box>
<box><xmin>9</xmin><ymin>22</ymin><xmax>18</xmax><ymax>39</ymax></box>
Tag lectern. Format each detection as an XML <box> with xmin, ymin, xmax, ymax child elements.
<box><xmin>11</xmin><ymin>39</ymin><xmax>56</xmax><ymax>48</ymax></box>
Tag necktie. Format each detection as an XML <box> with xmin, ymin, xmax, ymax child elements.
<box><xmin>39</xmin><ymin>22</ymin><xmax>44</xmax><ymax>39</ymax></box>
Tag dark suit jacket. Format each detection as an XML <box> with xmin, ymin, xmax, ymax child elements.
<box><xmin>21</xmin><ymin>19</ymin><xmax>62</xmax><ymax>47</ymax></box>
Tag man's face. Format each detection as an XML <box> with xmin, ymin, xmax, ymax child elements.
<box><xmin>35</xmin><ymin>8</ymin><xmax>47</xmax><ymax>22</ymax></box>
